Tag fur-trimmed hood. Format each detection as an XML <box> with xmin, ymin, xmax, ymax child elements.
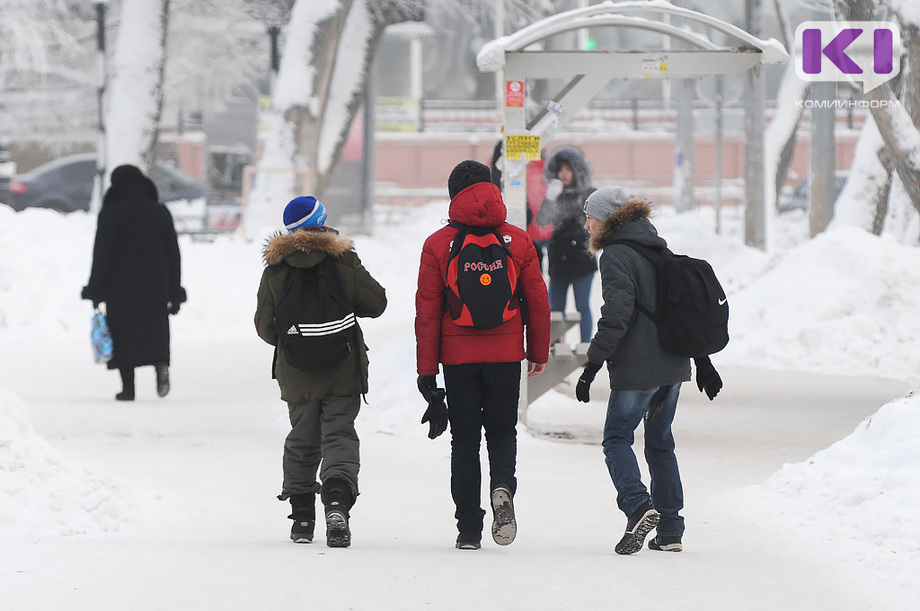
<box><xmin>589</xmin><ymin>200</ymin><xmax>664</xmax><ymax>251</ymax></box>
<box><xmin>263</xmin><ymin>227</ymin><xmax>353</xmax><ymax>267</ymax></box>
<box><xmin>543</xmin><ymin>145</ymin><xmax>593</xmax><ymax>193</ymax></box>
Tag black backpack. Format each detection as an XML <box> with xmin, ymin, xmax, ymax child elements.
<box><xmin>273</xmin><ymin>256</ymin><xmax>356</xmax><ymax>371</ymax></box>
<box><xmin>445</xmin><ymin>221</ymin><xmax>520</xmax><ymax>328</ymax></box>
<box><xmin>611</xmin><ymin>240</ymin><xmax>729</xmax><ymax>358</ymax></box>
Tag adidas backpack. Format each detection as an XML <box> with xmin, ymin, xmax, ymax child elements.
<box><xmin>445</xmin><ymin>221</ymin><xmax>520</xmax><ymax>328</ymax></box>
<box><xmin>273</xmin><ymin>256</ymin><xmax>356</xmax><ymax>371</ymax></box>
<box><xmin>612</xmin><ymin>240</ymin><xmax>729</xmax><ymax>358</ymax></box>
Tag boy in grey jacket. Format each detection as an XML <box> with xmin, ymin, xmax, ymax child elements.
<box><xmin>575</xmin><ymin>186</ymin><xmax>695</xmax><ymax>555</ymax></box>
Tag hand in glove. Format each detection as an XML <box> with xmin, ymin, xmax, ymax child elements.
<box><xmin>420</xmin><ymin>388</ymin><xmax>448</xmax><ymax>439</ymax></box>
<box><xmin>545</xmin><ymin>178</ymin><xmax>564</xmax><ymax>201</ymax></box>
<box><xmin>694</xmin><ymin>356</ymin><xmax>722</xmax><ymax>400</ymax></box>
<box><xmin>575</xmin><ymin>361</ymin><xmax>602</xmax><ymax>403</ymax></box>
<box><xmin>418</xmin><ymin>375</ymin><xmax>448</xmax><ymax>439</ymax></box>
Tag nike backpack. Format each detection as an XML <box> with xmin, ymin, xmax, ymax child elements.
<box><xmin>611</xmin><ymin>240</ymin><xmax>729</xmax><ymax>358</ymax></box>
<box><xmin>273</xmin><ymin>256</ymin><xmax>356</xmax><ymax>371</ymax></box>
<box><xmin>445</xmin><ymin>221</ymin><xmax>520</xmax><ymax>329</ymax></box>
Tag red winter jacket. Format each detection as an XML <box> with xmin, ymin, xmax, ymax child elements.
<box><xmin>415</xmin><ymin>181</ymin><xmax>551</xmax><ymax>375</ymax></box>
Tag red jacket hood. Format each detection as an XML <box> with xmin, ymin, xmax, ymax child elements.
<box><xmin>448</xmin><ymin>182</ymin><xmax>507</xmax><ymax>227</ymax></box>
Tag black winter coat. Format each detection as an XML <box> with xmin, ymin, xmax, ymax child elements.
<box><xmin>536</xmin><ymin>146</ymin><xmax>597</xmax><ymax>280</ymax></box>
<box><xmin>82</xmin><ymin>165</ymin><xmax>185</xmax><ymax>370</ymax></box>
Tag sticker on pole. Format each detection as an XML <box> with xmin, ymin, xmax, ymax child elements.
<box><xmin>795</xmin><ymin>21</ymin><xmax>900</xmax><ymax>93</ymax></box>
<box><xmin>641</xmin><ymin>54</ymin><xmax>669</xmax><ymax>79</ymax></box>
<box><xmin>506</xmin><ymin>81</ymin><xmax>525</xmax><ymax>107</ymax></box>
<box><xmin>505</xmin><ymin>135</ymin><xmax>541</xmax><ymax>161</ymax></box>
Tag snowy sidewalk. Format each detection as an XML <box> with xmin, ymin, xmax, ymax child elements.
<box><xmin>1</xmin><ymin>337</ymin><xmax>910</xmax><ymax>610</ymax></box>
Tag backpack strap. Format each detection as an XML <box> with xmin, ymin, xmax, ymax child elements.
<box><xmin>608</xmin><ymin>239</ymin><xmax>672</xmax><ymax>321</ymax></box>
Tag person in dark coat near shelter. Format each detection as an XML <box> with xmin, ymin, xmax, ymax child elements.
<box><xmin>82</xmin><ymin>164</ymin><xmax>186</xmax><ymax>401</ymax></box>
<box><xmin>536</xmin><ymin>145</ymin><xmax>598</xmax><ymax>343</ymax></box>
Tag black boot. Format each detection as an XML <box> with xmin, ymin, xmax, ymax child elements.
<box><xmin>321</xmin><ymin>478</ymin><xmax>354</xmax><ymax>548</ymax></box>
<box><xmin>116</xmin><ymin>367</ymin><xmax>135</xmax><ymax>401</ymax></box>
<box><xmin>288</xmin><ymin>493</ymin><xmax>316</xmax><ymax>543</ymax></box>
<box><xmin>155</xmin><ymin>363</ymin><xmax>170</xmax><ymax>398</ymax></box>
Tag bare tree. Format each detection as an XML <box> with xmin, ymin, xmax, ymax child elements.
<box><xmin>837</xmin><ymin>0</ymin><xmax>920</xmax><ymax>219</ymax></box>
<box><xmin>104</xmin><ymin>0</ymin><xmax>171</xmax><ymax>176</ymax></box>
<box><xmin>245</xmin><ymin>0</ymin><xmax>549</xmax><ymax>237</ymax></box>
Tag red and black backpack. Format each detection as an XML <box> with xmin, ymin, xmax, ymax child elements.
<box><xmin>445</xmin><ymin>221</ymin><xmax>519</xmax><ymax>328</ymax></box>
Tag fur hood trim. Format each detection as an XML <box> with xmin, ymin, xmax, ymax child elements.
<box><xmin>589</xmin><ymin>200</ymin><xmax>654</xmax><ymax>251</ymax></box>
<box><xmin>263</xmin><ymin>228</ymin><xmax>353</xmax><ymax>265</ymax></box>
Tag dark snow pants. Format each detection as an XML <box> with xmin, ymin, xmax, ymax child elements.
<box><xmin>443</xmin><ymin>362</ymin><xmax>521</xmax><ymax>535</ymax></box>
<box><xmin>279</xmin><ymin>394</ymin><xmax>360</xmax><ymax>501</ymax></box>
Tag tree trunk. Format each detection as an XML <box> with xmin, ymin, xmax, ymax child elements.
<box><xmin>105</xmin><ymin>0</ymin><xmax>170</xmax><ymax>178</ymax></box>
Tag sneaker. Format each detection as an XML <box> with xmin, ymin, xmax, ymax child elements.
<box><xmin>155</xmin><ymin>364</ymin><xmax>170</xmax><ymax>398</ymax></box>
<box><xmin>455</xmin><ymin>532</ymin><xmax>482</xmax><ymax>550</ymax></box>
<box><xmin>115</xmin><ymin>391</ymin><xmax>135</xmax><ymax>401</ymax></box>
<box><xmin>325</xmin><ymin>509</ymin><xmax>351</xmax><ymax>548</ymax></box>
<box><xmin>490</xmin><ymin>486</ymin><xmax>517</xmax><ymax>546</ymax></box>
<box><xmin>648</xmin><ymin>534</ymin><xmax>682</xmax><ymax>552</ymax></box>
<box><xmin>614</xmin><ymin>500</ymin><xmax>659</xmax><ymax>555</ymax></box>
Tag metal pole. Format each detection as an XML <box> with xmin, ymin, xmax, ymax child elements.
<box><xmin>715</xmin><ymin>76</ymin><xmax>723</xmax><ymax>234</ymax></box>
<box><xmin>810</xmin><ymin>81</ymin><xmax>836</xmax><ymax>237</ymax></box>
<box><xmin>743</xmin><ymin>0</ymin><xmax>767</xmax><ymax>250</ymax></box>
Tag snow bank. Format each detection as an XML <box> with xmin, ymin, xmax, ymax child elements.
<box><xmin>716</xmin><ymin>225</ymin><xmax>920</xmax><ymax>384</ymax></box>
<box><xmin>0</xmin><ymin>386</ymin><xmax>130</xmax><ymax>536</ymax></box>
<box><xmin>747</xmin><ymin>388</ymin><xmax>920</xmax><ymax>592</ymax></box>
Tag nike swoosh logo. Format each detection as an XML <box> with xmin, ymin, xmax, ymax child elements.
<box><xmin>718</xmin><ymin>298</ymin><xmax>727</xmax><ymax>306</ymax></box>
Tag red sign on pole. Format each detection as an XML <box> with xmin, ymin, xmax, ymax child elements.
<box><xmin>506</xmin><ymin>81</ymin><xmax>525</xmax><ymax>107</ymax></box>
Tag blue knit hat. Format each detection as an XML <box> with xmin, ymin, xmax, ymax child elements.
<box><xmin>283</xmin><ymin>195</ymin><xmax>327</xmax><ymax>231</ymax></box>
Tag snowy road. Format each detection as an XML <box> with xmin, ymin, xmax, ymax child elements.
<box><xmin>2</xmin><ymin>337</ymin><xmax>910</xmax><ymax>610</ymax></box>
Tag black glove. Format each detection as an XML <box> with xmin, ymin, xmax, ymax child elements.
<box><xmin>167</xmin><ymin>301</ymin><xmax>181</xmax><ymax>315</ymax></box>
<box><xmin>417</xmin><ymin>375</ymin><xmax>439</xmax><ymax>403</ymax></box>
<box><xmin>575</xmin><ymin>361</ymin><xmax>602</xmax><ymax>403</ymax></box>
<box><xmin>421</xmin><ymin>388</ymin><xmax>448</xmax><ymax>439</ymax></box>
<box><xmin>418</xmin><ymin>375</ymin><xmax>448</xmax><ymax>439</ymax></box>
<box><xmin>81</xmin><ymin>286</ymin><xmax>101</xmax><ymax>308</ymax></box>
<box><xmin>694</xmin><ymin>356</ymin><xmax>722</xmax><ymax>400</ymax></box>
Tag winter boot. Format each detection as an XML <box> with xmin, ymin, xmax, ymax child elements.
<box><xmin>321</xmin><ymin>478</ymin><xmax>353</xmax><ymax>548</ymax></box>
<box><xmin>288</xmin><ymin>493</ymin><xmax>316</xmax><ymax>543</ymax></box>
<box><xmin>614</xmin><ymin>499</ymin><xmax>660</xmax><ymax>555</ymax></box>
<box><xmin>116</xmin><ymin>367</ymin><xmax>135</xmax><ymax>401</ymax></box>
<box><xmin>155</xmin><ymin>363</ymin><xmax>170</xmax><ymax>398</ymax></box>
<box><xmin>490</xmin><ymin>485</ymin><xmax>517</xmax><ymax>546</ymax></box>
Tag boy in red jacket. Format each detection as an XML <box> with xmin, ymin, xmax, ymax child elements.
<box><xmin>415</xmin><ymin>160</ymin><xmax>551</xmax><ymax>550</ymax></box>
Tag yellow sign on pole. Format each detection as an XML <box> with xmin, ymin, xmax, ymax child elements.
<box><xmin>505</xmin><ymin>134</ymin><xmax>541</xmax><ymax>160</ymax></box>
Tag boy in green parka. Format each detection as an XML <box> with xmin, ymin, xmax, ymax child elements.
<box><xmin>255</xmin><ymin>196</ymin><xmax>387</xmax><ymax>548</ymax></box>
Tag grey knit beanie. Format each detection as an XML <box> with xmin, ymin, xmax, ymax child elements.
<box><xmin>584</xmin><ymin>185</ymin><xmax>630</xmax><ymax>221</ymax></box>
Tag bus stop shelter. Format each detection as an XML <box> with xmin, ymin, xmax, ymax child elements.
<box><xmin>476</xmin><ymin>1</ymin><xmax>789</xmax><ymax>411</ymax></box>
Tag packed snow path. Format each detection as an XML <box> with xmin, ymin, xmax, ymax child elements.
<box><xmin>1</xmin><ymin>334</ymin><xmax>909</xmax><ymax>610</ymax></box>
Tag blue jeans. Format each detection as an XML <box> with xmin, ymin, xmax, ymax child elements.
<box><xmin>602</xmin><ymin>383</ymin><xmax>685</xmax><ymax>537</ymax></box>
<box><xmin>548</xmin><ymin>272</ymin><xmax>594</xmax><ymax>343</ymax></box>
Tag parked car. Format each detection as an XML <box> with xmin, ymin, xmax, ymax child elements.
<box><xmin>778</xmin><ymin>173</ymin><xmax>848</xmax><ymax>213</ymax></box>
<box><xmin>6</xmin><ymin>153</ymin><xmax>204</xmax><ymax>213</ymax></box>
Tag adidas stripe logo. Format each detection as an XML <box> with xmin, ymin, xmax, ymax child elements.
<box><xmin>287</xmin><ymin>325</ymin><xmax>299</xmax><ymax>335</ymax></box>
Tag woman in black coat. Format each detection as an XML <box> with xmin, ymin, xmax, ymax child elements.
<box><xmin>535</xmin><ymin>145</ymin><xmax>597</xmax><ymax>343</ymax></box>
<box><xmin>82</xmin><ymin>164</ymin><xmax>186</xmax><ymax>400</ymax></box>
